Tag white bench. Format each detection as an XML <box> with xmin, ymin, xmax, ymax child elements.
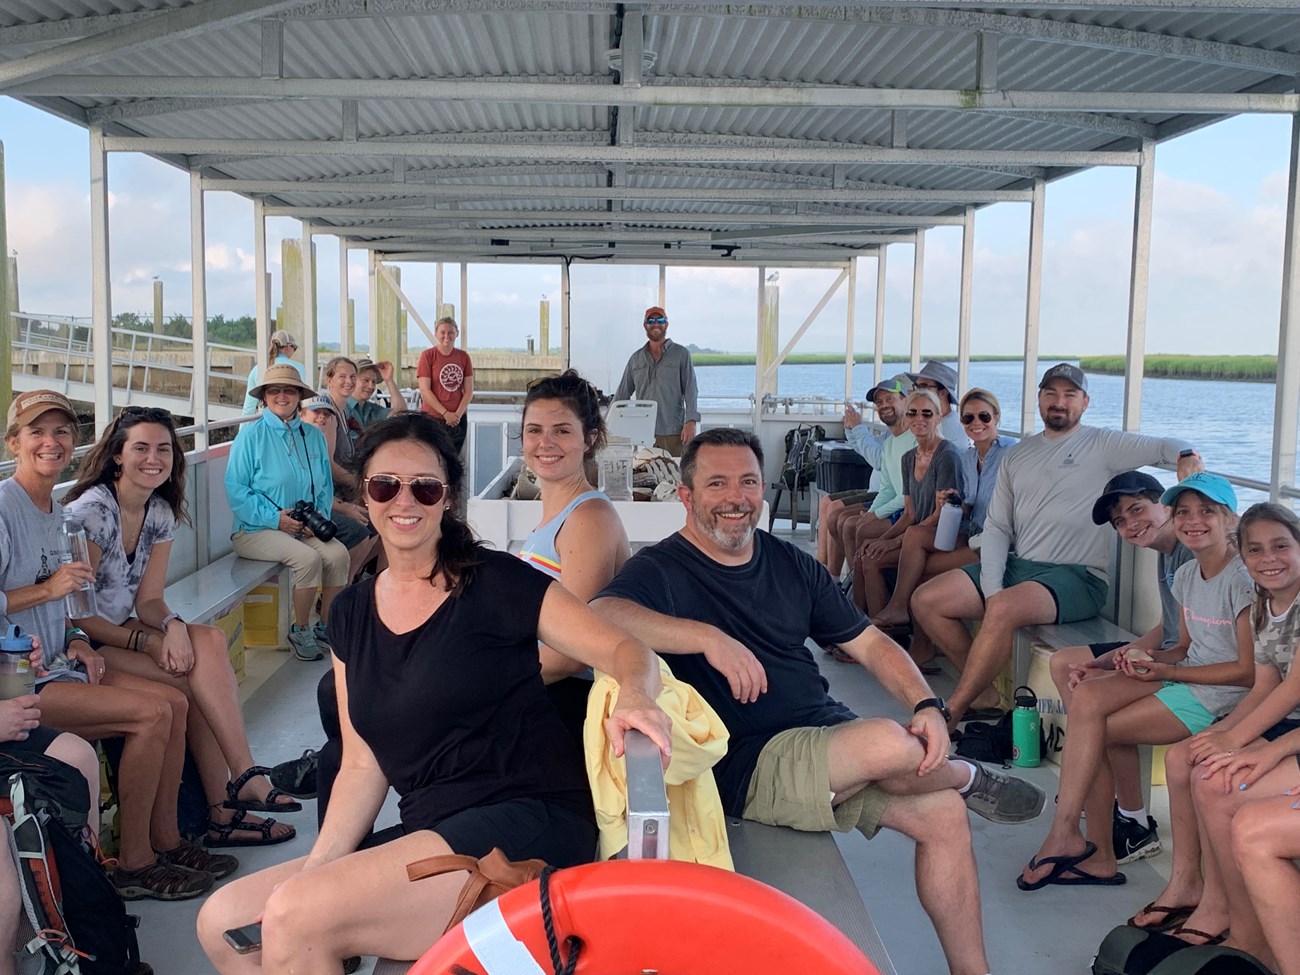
<box><xmin>162</xmin><ymin>552</ymin><xmax>289</xmax><ymax>640</ymax></box>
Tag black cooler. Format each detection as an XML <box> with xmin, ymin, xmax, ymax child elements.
<box><xmin>815</xmin><ymin>442</ymin><xmax>872</xmax><ymax>493</ymax></box>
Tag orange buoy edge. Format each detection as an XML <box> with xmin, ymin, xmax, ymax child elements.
<box><xmin>411</xmin><ymin>859</ymin><xmax>881</xmax><ymax>975</ymax></box>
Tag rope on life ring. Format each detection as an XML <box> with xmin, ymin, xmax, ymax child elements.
<box><xmin>411</xmin><ymin>858</ymin><xmax>881</xmax><ymax>975</ymax></box>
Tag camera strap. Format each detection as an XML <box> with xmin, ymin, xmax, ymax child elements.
<box><xmin>298</xmin><ymin>425</ymin><xmax>318</xmax><ymax>504</ymax></box>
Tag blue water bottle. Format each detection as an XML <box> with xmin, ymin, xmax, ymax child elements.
<box><xmin>1012</xmin><ymin>685</ymin><xmax>1041</xmax><ymax>768</ymax></box>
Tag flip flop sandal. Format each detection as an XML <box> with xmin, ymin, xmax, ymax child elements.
<box><xmin>911</xmin><ymin>657</ymin><xmax>942</xmax><ymax>676</ymax></box>
<box><xmin>205</xmin><ymin>808</ymin><xmax>297</xmax><ymax>849</ymax></box>
<box><xmin>821</xmin><ymin>644</ymin><xmax>856</xmax><ymax>664</ymax></box>
<box><xmin>223</xmin><ymin>764</ymin><xmax>304</xmax><ymax>812</ymax></box>
<box><xmin>1127</xmin><ymin>902</ymin><xmax>1195</xmax><ymax>932</ymax></box>
<box><xmin>1017</xmin><ymin>841</ymin><xmax>1125</xmax><ymax>891</ymax></box>
<box><xmin>1172</xmin><ymin>926</ymin><xmax>1228</xmax><ymax>947</ymax></box>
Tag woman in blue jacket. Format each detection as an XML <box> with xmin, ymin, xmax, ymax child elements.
<box><xmin>225</xmin><ymin>364</ymin><xmax>349</xmax><ymax>662</ymax></box>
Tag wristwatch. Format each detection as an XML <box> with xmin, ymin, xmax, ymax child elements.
<box><xmin>913</xmin><ymin>697</ymin><xmax>952</xmax><ymax>722</ymax></box>
<box><xmin>160</xmin><ymin>612</ymin><xmax>184</xmax><ymax>632</ymax></box>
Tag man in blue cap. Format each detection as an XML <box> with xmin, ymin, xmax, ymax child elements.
<box><xmin>912</xmin><ymin>363</ymin><xmax>1201</xmax><ymax>727</ymax></box>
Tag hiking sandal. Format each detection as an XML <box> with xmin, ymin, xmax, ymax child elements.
<box><xmin>205</xmin><ymin>808</ymin><xmax>297</xmax><ymax>849</ymax></box>
<box><xmin>112</xmin><ymin>860</ymin><xmax>214</xmax><ymax>901</ymax></box>
<box><xmin>157</xmin><ymin>840</ymin><xmax>239</xmax><ymax>880</ymax></box>
<box><xmin>223</xmin><ymin>765</ymin><xmax>304</xmax><ymax>813</ymax></box>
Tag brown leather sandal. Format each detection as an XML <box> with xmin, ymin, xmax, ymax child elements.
<box><xmin>406</xmin><ymin>848</ymin><xmax>548</xmax><ymax>934</ymax></box>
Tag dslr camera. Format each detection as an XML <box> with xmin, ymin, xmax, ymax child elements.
<box><xmin>288</xmin><ymin>500</ymin><xmax>338</xmax><ymax>542</ymax></box>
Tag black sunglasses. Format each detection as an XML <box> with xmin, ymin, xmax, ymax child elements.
<box><xmin>905</xmin><ymin>409</ymin><xmax>936</xmax><ymax>418</ymax></box>
<box><xmin>364</xmin><ymin>474</ymin><xmax>447</xmax><ymax>506</ymax></box>
<box><xmin>644</xmin><ymin>317</ymin><xmax>668</xmax><ymax>324</ymax></box>
<box><xmin>119</xmin><ymin>406</ymin><xmax>173</xmax><ymax>424</ymax></box>
<box><xmin>961</xmin><ymin>411</ymin><xmax>994</xmax><ymax>425</ymax></box>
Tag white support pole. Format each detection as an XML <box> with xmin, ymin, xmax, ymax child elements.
<box><xmin>459</xmin><ymin>262</ymin><xmax>468</xmax><ymax>345</ymax></box>
<box><xmin>189</xmin><ymin>171</ymin><xmax>209</xmax><ymax>449</ymax></box>
<box><xmin>367</xmin><ymin>250</ymin><xmax>378</xmax><ymax>358</ymax></box>
<box><xmin>909</xmin><ymin>230</ymin><xmax>925</xmax><ymax>371</ymax></box>
<box><xmin>301</xmin><ymin>221</ymin><xmax>318</xmax><ymax>389</ymax></box>
<box><xmin>1270</xmin><ymin>114</ymin><xmax>1300</xmax><ymax>502</ymax></box>
<box><xmin>1020</xmin><ymin>178</ymin><xmax>1047</xmax><ymax>437</ymax></box>
<box><xmin>253</xmin><ymin>197</ymin><xmax>270</xmax><ymax>376</ymax></box>
<box><xmin>658</xmin><ymin>264</ymin><xmax>666</xmax><ymax>308</ymax></box>
<box><xmin>762</xmin><ymin>267</ymin><xmax>848</xmax><ymax>383</ymax></box>
<box><xmin>560</xmin><ymin>260</ymin><xmax>571</xmax><ymax>368</ymax></box>
<box><xmin>754</xmin><ymin>267</ymin><xmax>765</xmax><ymax>431</ymax></box>
<box><xmin>957</xmin><ymin>207</ymin><xmax>975</xmax><ymax>396</ymax></box>
<box><xmin>435</xmin><ymin>261</ymin><xmax>443</xmax><ymax>313</ymax></box>
<box><xmin>89</xmin><ymin>123</ymin><xmax>112</xmax><ymax>437</ymax></box>
<box><xmin>1123</xmin><ymin>139</ymin><xmax>1156</xmax><ymax>433</ymax></box>
<box><xmin>873</xmin><ymin>246</ymin><xmax>887</xmax><ymax>388</ymax></box>
<box><xmin>338</xmin><ymin>239</ymin><xmax>351</xmax><ymax>358</ymax></box>
<box><xmin>844</xmin><ymin>257</ymin><xmax>857</xmax><ymax>401</ymax></box>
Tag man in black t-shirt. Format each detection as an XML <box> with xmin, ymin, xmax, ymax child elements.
<box><xmin>594</xmin><ymin>428</ymin><xmax>1047</xmax><ymax>975</ymax></box>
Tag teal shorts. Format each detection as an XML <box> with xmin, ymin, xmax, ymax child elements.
<box><xmin>1153</xmin><ymin>682</ymin><xmax>1216</xmax><ymax>735</ymax></box>
<box><xmin>959</xmin><ymin>554</ymin><xmax>1108</xmax><ymax>624</ymax></box>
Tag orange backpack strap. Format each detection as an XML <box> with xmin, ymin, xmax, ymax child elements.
<box><xmin>406</xmin><ymin>848</ymin><xmax>548</xmax><ymax>933</ymax></box>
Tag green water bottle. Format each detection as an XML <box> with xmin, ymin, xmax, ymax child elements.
<box><xmin>1012</xmin><ymin>685</ymin><xmax>1041</xmax><ymax>768</ymax></box>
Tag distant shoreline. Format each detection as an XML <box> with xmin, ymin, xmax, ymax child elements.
<box><xmin>691</xmin><ymin>352</ymin><xmax>1277</xmax><ymax>383</ymax></box>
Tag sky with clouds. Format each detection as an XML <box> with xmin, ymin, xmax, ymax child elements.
<box><xmin>0</xmin><ymin>98</ymin><xmax>1292</xmax><ymax>378</ymax></box>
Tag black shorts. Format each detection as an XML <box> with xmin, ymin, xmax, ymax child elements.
<box><xmin>332</xmin><ymin>511</ymin><xmax>376</xmax><ymax>549</ymax></box>
<box><xmin>1260</xmin><ymin>717</ymin><xmax>1300</xmax><ymax>771</ymax></box>
<box><xmin>361</xmin><ymin>797</ymin><xmax>597</xmax><ymax>868</ymax></box>
<box><xmin>1090</xmin><ymin>641</ymin><xmax>1128</xmax><ymax>659</ymax></box>
<box><xmin>0</xmin><ymin>724</ymin><xmax>60</xmax><ymax>756</ymax></box>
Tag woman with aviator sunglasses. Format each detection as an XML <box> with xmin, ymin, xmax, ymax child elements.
<box><xmin>872</xmin><ymin>389</ymin><xmax>1014</xmax><ymax>672</ymax></box>
<box><xmin>64</xmin><ymin>406</ymin><xmax>298</xmax><ymax>854</ymax></box>
<box><xmin>198</xmin><ymin>412</ymin><xmax>670</xmax><ymax>972</ymax></box>
<box><xmin>225</xmin><ymin>364</ymin><xmax>350</xmax><ymax>663</ymax></box>
<box><xmin>852</xmin><ymin>388</ymin><xmax>964</xmax><ymax>617</ymax></box>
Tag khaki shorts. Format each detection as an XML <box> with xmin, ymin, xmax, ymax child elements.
<box><xmin>743</xmin><ymin>725</ymin><xmax>890</xmax><ymax>840</ymax></box>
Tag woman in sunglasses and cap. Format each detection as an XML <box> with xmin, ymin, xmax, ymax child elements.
<box><xmin>241</xmin><ymin>329</ymin><xmax>306</xmax><ymax>416</ymax></box>
<box><xmin>225</xmin><ymin>364</ymin><xmax>350</xmax><ymax>663</ymax></box>
<box><xmin>64</xmin><ymin>406</ymin><xmax>298</xmax><ymax>854</ymax></box>
<box><xmin>198</xmin><ymin>412</ymin><xmax>670</xmax><ymax>972</ymax></box>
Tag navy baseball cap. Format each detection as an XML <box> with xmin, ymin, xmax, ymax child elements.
<box><xmin>1091</xmin><ymin>471</ymin><xmax>1166</xmax><ymax>525</ymax></box>
<box><xmin>865</xmin><ymin>373</ymin><xmax>911</xmax><ymax>403</ymax></box>
<box><xmin>1039</xmin><ymin>362</ymin><xmax>1088</xmax><ymax>394</ymax></box>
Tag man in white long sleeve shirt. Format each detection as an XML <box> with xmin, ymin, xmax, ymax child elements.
<box><xmin>912</xmin><ymin>364</ymin><xmax>1198</xmax><ymax>727</ymax></box>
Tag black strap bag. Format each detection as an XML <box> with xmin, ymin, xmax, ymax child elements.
<box><xmin>1093</xmin><ymin>925</ymin><xmax>1272</xmax><ymax>975</ymax></box>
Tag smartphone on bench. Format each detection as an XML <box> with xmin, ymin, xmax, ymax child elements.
<box><xmin>223</xmin><ymin>922</ymin><xmax>262</xmax><ymax>954</ymax></box>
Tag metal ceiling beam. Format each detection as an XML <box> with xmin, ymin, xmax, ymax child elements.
<box><xmin>23</xmin><ymin>76</ymin><xmax>1300</xmax><ymax>114</ymax></box>
<box><xmin>271</xmin><ymin>209</ymin><xmax>967</xmax><ymax>226</ymax></box>
<box><xmin>0</xmin><ymin>1</ymin><xmax>315</xmax><ymax>91</ymax></box>
<box><xmin>109</xmin><ymin>135</ymin><xmax>1139</xmax><ymax>168</ymax></box>
<box><xmin>204</xmin><ymin>179</ymin><xmax>1034</xmax><ymax>203</ymax></box>
<box><xmin>346</xmin><ymin>222</ymin><xmax>948</xmax><ymax>242</ymax></box>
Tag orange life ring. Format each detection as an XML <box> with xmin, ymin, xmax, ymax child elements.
<box><xmin>410</xmin><ymin>859</ymin><xmax>881</xmax><ymax>975</ymax></box>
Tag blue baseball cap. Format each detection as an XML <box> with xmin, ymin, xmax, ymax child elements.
<box><xmin>1160</xmin><ymin>472</ymin><xmax>1237</xmax><ymax>512</ymax></box>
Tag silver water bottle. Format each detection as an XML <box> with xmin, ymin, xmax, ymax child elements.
<box><xmin>934</xmin><ymin>494</ymin><xmax>964</xmax><ymax>552</ymax></box>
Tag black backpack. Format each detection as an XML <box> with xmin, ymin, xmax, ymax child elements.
<box><xmin>1</xmin><ymin>757</ymin><xmax>144</xmax><ymax>975</ymax></box>
<box><xmin>1094</xmin><ymin>925</ymin><xmax>1272</xmax><ymax>975</ymax></box>
<box><xmin>953</xmin><ymin>713</ymin><xmax>1014</xmax><ymax>764</ymax></box>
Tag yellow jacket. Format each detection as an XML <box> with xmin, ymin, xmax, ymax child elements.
<box><xmin>584</xmin><ymin>660</ymin><xmax>734</xmax><ymax>869</ymax></box>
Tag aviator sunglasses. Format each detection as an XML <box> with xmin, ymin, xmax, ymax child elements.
<box><xmin>363</xmin><ymin>474</ymin><xmax>448</xmax><ymax>506</ymax></box>
<box><xmin>905</xmin><ymin>409</ymin><xmax>936</xmax><ymax>418</ymax></box>
<box><xmin>961</xmin><ymin>411</ymin><xmax>994</xmax><ymax>425</ymax></box>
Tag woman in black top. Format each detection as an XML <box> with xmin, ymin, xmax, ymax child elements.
<box><xmin>198</xmin><ymin>413</ymin><xmax>670</xmax><ymax>972</ymax></box>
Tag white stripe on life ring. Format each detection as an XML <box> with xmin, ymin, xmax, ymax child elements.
<box><xmin>461</xmin><ymin>898</ymin><xmax>548</xmax><ymax>975</ymax></box>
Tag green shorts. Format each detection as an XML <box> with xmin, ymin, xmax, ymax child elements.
<box><xmin>743</xmin><ymin>725</ymin><xmax>890</xmax><ymax>840</ymax></box>
<box><xmin>960</xmin><ymin>554</ymin><xmax>1108</xmax><ymax>624</ymax></box>
<box><xmin>1154</xmin><ymin>682</ymin><xmax>1216</xmax><ymax>735</ymax></box>
<box><xmin>830</xmin><ymin>489</ymin><xmax>876</xmax><ymax>505</ymax></box>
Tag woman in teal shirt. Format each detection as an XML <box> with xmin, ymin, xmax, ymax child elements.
<box><xmin>225</xmin><ymin>364</ymin><xmax>349</xmax><ymax>662</ymax></box>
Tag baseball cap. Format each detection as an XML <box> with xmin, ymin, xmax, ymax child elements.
<box><xmin>6</xmin><ymin>390</ymin><xmax>77</xmax><ymax>433</ymax></box>
<box><xmin>1160</xmin><ymin>472</ymin><xmax>1238</xmax><ymax>512</ymax></box>
<box><xmin>1039</xmin><ymin>362</ymin><xmax>1088</xmax><ymax>394</ymax></box>
<box><xmin>643</xmin><ymin>306</ymin><xmax>668</xmax><ymax>322</ymax></box>
<box><xmin>271</xmin><ymin>329</ymin><xmax>298</xmax><ymax>348</ymax></box>
<box><xmin>865</xmin><ymin>373</ymin><xmax>912</xmax><ymax>403</ymax></box>
<box><xmin>299</xmin><ymin>395</ymin><xmax>335</xmax><ymax>413</ymax></box>
<box><xmin>906</xmin><ymin>361</ymin><xmax>958</xmax><ymax>404</ymax></box>
<box><xmin>1091</xmin><ymin>471</ymin><xmax>1166</xmax><ymax>525</ymax></box>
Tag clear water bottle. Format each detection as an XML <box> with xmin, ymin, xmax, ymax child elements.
<box><xmin>934</xmin><ymin>493</ymin><xmax>964</xmax><ymax>551</ymax></box>
<box><xmin>597</xmin><ymin>439</ymin><xmax>634</xmax><ymax>502</ymax></box>
<box><xmin>58</xmin><ymin>513</ymin><xmax>98</xmax><ymax>620</ymax></box>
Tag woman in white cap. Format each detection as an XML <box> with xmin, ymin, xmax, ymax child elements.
<box><xmin>225</xmin><ymin>364</ymin><xmax>350</xmax><ymax>662</ymax></box>
<box><xmin>242</xmin><ymin>330</ymin><xmax>307</xmax><ymax>416</ymax></box>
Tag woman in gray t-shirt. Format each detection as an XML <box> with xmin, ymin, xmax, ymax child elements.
<box><xmin>1018</xmin><ymin>473</ymin><xmax>1256</xmax><ymax>894</ymax></box>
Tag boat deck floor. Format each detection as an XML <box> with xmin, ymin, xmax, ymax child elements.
<box><xmin>142</xmin><ymin>521</ymin><xmax>1173</xmax><ymax>974</ymax></box>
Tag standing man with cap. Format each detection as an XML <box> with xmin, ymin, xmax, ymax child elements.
<box><xmin>1048</xmin><ymin>469</ymin><xmax>1197</xmax><ymax>865</ymax></box>
<box><xmin>242</xmin><ymin>329</ymin><xmax>307</xmax><ymax>416</ymax></box>
<box><xmin>614</xmin><ymin>306</ymin><xmax>700</xmax><ymax>456</ymax></box>
<box><xmin>907</xmin><ymin>360</ymin><xmax>964</xmax><ymax>443</ymax></box>
<box><xmin>912</xmin><ymin>363</ymin><xmax>1201</xmax><ymax>727</ymax></box>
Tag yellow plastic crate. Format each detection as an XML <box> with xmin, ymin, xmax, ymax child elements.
<box><xmin>213</xmin><ymin>600</ymin><xmax>246</xmax><ymax>683</ymax></box>
<box><xmin>243</xmin><ymin>583</ymin><xmax>282</xmax><ymax>648</ymax></box>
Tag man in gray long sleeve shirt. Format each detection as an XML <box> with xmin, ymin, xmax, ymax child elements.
<box><xmin>614</xmin><ymin>305</ymin><xmax>700</xmax><ymax>456</ymax></box>
<box><xmin>912</xmin><ymin>364</ymin><xmax>1198</xmax><ymax>727</ymax></box>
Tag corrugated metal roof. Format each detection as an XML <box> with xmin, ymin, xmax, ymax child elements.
<box><xmin>1</xmin><ymin>1</ymin><xmax>1297</xmax><ymax>262</ymax></box>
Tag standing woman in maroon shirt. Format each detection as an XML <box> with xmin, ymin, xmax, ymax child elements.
<box><xmin>416</xmin><ymin>316</ymin><xmax>474</xmax><ymax>457</ymax></box>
